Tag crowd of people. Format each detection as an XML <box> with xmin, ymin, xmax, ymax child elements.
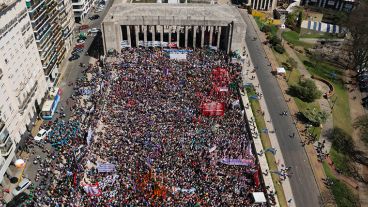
<box><xmin>31</xmin><ymin>48</ymin><xmax>268</xmax><ymax>206</ymax></box>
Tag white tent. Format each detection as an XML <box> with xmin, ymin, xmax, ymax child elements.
<box><xmin>277</xmin><ymin>67</ymin><xmax>286</xmax><ymax>75</ymax></box>
<box><xmin>252</xmin><ymin>192</ymin><xmax>267</xmax><ymax>203</ymax></box>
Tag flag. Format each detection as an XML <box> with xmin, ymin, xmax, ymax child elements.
<box><xmin>83</xmin><ymin>182</ymin><xmax>102</xmax><ymax>197</ymax></box>
<box><xmin>86</xmin><ymin>126</ymin><xmax>93</xmax><ymax>145</ymax></box>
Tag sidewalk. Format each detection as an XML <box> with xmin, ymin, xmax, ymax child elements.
<box><xmin>241</xmin><ymin>50</ymin><xmax>294</xmax><ymax>207</ymax></box>
<box><xmin>247</xmin><ymin>13</ymin><xmax>334</xmax><ymax>205</ymax></box>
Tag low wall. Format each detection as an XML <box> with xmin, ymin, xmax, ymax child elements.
<box><xmin>311</xmin><ymin>75</ymin><xmax>334</xmax><ymax>98</ymax></box>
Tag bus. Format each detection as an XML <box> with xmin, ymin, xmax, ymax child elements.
<box><xmin>40</xmin><ymin>88</ymin><xmax>62</xmax><ymax>120</ymax></box>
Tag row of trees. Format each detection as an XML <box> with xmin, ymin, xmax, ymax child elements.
<box><xmin>261</xmin><ymin>25</ymin><xmax>285</xmax><ymax>54</ymax></box>
<box><xmin>344</xmin><ymin>0</ymin><xmax>368</xmax><ymax>71</ymax></box>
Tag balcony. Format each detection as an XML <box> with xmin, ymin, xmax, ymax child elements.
<box><xmin>0</xmin><ymin>119</ymin><xmax>4</xmax><ymax>133</ymax></box>
<box><xmin>0</xmin><ymin>129</ymin><xmax>14</xmax><ymax>157</ymax></box>
<box><xmin>0</xmin><ymin>0</ymin><xmax>20</xmax><ymax>17</ymax></box>
<box><xmin>35</xmin><ymin>24</ymin><xmax>51</xmax><ymax>42</ymax></box>
<box><xmin>18</xmin><ymin>81</ymin><xmax>38</xmax><ymax>114</ymax></box>
<box><xmin>30</xmin><ymin>6</ymin><xmax>46</xmax><ymax>23</ymax></box>
<box><xmin>0</xmin><ymin>129</ymin><xmax>9</xmax><ymax>147</ymax></box>
<box><xmin>26</xmin><ymin>0</ymin><xmax>46</xmax><ymax>13</ymax></box>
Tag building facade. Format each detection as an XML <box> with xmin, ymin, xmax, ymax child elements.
<box><xmin>71</xmin><ymin>0</ymin><xmax>92</xmax><ymax>23</ymax></box>
<box><xmin>301</xmin><ymin>0</ymin><xmax>355</xmax><ymax>12</ymax></box>
<box><xmin>26</xmin><ymin>0</ymin><xmax>72</xmax><ymax>88</ymax></box>
<box><xmin>0</xmin><ymin>0</ymin><xmax>48</xmax><ymax>184</ymax></box>
<box><xmin>59</xmin><ymin>0</ymin><xmax>75</xmax><ymax>52</ymax></box>
<box><xmin>249</xmin><ymin>0</ymin><xmax>277</xmax><ymax>11</ymax></box>
<box><xmin>102</xmin><ymin>3</ymin><xmax>246</xmax><ymax>54</ymax></box>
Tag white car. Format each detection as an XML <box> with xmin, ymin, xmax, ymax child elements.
<box><xmin>12</xmin><ymin>178</ymin><xmax>32</xmax><ymax>196</ymax></box>
<box><xmin>34</xmin><ymin>128</ymin><xmax>51</xmax><ymax>141</ymax></box>
<box><xmin>88</xmin><ymin>28</ymin><xmax>100</xmax><ymax>33</ymax></box>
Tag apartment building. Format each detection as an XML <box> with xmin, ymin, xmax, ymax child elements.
<box><xmin>301</xmin><ymin>0</ymin><xmax>355</xmax><ymax>12</ymax></box>
<box><xmin>26</xmin><ymin>0</ymin><xmax>74</xmax><ymax>87</ymax></box>
<box><xmin>0</xmin><ymin>0</ymin><xmax>48</xmax><ymax>184</ymax></box>
<box><xmin>72</xmin><ymin>0</ymin><xmax>92</xmax><ymax>23</ymax></box>
<box><xmin>59</xmin><ymin>0</ymin><xmax>75</xmax><ymax>52</ymax></box>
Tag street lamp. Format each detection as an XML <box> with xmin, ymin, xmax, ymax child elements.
<box><xmin>15</xmin><ymin>159</ymin><xmax>26</xmax><ymax>182</ymax></box>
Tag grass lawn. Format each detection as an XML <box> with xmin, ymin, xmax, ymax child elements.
<box><xmin>282</xmin><ymin>31</ymin><xmax>314</xmax><ymax>48</ymax></box>
<box><xmin>299</xmin><ymin>33</ymin><xmax>341</xmax><ymax>39</ymax></box>
<box><xmin>246</xmin><ymin>86</ymin><xmax>288</xmax><ymax>207</ymax></box>
<box><xmin>297</xmin><ymin>56</ymin><xmax>352</xmax><ymax>134</ymax></box>
<box><xmin>322</xmin><ymin>161</ymin><xmax>358</xmax><ymax>207</ymax></box>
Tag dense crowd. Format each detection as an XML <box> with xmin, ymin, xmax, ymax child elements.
<box><xmin>32</xmin><ymin>48</ymin><xmax>267</xmax><ymax>206</ymax></box>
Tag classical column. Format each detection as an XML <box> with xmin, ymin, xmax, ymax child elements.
<box><xmin>152</xmin><ymin>26</ymin><xmax>156</xmax><ymax>46</ymax></box>
<box><xmin>335</xmin><ymin>0</ymin><xmax>339</xmax><ymax>9</ymax></box>
<box><xmin>135</xmin><ymin>25</ymin><xmax>139</xmax><ymax>47</ymax></box>
<box><xmin>318</xmin><ymin>0</ymin><xmax>323</xmax><ymax>7</ymax></box>
<box><xmin>209</xmin><ymin>26</ymin><xmax>213</xmax><ymax>47</ymax></box>
<box><xmin>127</xmin><ymin>25</ymin><xmax>131</xmax><ymax>47</ymax></box>
<box><xmin>185</xmin><ymin>26</ymin><xmax>188</xmax><ymax>48</ymax></box>
<box><xmin>176</xmin><ymin>26</ymin><xmax>180</xmax><ymax>47</ymax></box>
<box><xmin>201</xmin><ymin>26</ymin><xmax>205</xmax><ymax>48</ymax></box>
<box><xmin>143</xmin><ymin>25</ymin><xmax>147</xmax><ymax>47</ymax></box>
<box><xmin>227</xmin><ymin>24</ymin><xmax>232</xmax><ymax>54</ymax></box>
<box><xmin>339</xmin><ymin>1</ymin><xmax>344</xmax><ymax>10</ymax></box>
<box><xmin>261</xmin><ymin>0</ymin><xmax>265</xmax><ymax>10</ymax></box>
<box><xmin>160</xmin><ymin>25</ymin><xmax>164</xmax><ymax>48</ymax></box>
<box><xmin>168</xmin><ymin>26</ymin><xmax>172</xmax><ymax>45</ymax></box>
<box><xmin>323</xmin><ymin>0</ymin><xmax>328</xmax><ymax>8</ymax></box>
<box><xmin>216</xmin><ymin>26</ymin><xmax>221</xmax><ymax>49</ymax></box>
<box><xmin>116</xmin><ymin>24</ymin><xmax>122</xmax><ymax>50</ymax></box>
<box><xmin>268</xmin><ymin>0</ymin><xmax>272</xmax><ymax>9</ymax></box>
<box><xmin>193</xmin><ymin>26</ymin><xmax>197</xmax><ymax>48</ymax></box>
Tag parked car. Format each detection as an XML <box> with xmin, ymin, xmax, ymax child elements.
<box><xmin>88</xmin><ymin>28</ymin><xmax>100</xmax><ymax>33</ymax></box>
<box><xmin>79</xmin><ymin>25</ymin><xmax>89</xmax><ymax>30</ymax></box>
<box><xmin>69</xmin><ymin>54</ymin><xmax>80</xmax><ymax>61</ymax></box>
<box><xmin>77</xmin><ymin>39</ymin><xmax>85</xmax><ymax>44</ymax></box>
<box><xmin>34</xmin><ymin>128</ymin><xmax>51</xmax><ymax>141</ymax></box>
<box><xmin>89</xmin><ymin>14</ymin><xmax>100</xmax><ymax>20</ymax></box>
<box><xmin>12</xmin><ymin>178</ymin><xmax>32</xmax><ymax>196</ymax></box>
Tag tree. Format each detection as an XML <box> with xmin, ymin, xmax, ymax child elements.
<box><xmin>286</xmin><ymin>12</ymin><xmax>297</xmax><ymax>31</ymax></box>
<box><xmin>344</xmin><ymin>1</ymin><xmax>368</xmax><ymax>71</ymax></box>
<box><xmin>301</xmin><ymin>108</ymin><xmax>329</xmax><ymax>126</ymax></box>
<box><xmin>273</xmin><ymin>44</ymin><xmax>285</xmax><ymax>54</ymax></box>
<box><xmin>286</xmin><ymin>57</ymin><xmax>298</xmax><ymax>71</ymax></box>
<box><xmin>327</xmin><ymin>127</ymin><xmax>355</xmax><ymax>155</ymax></box>
<box><xmin>269</xmin><ymin>35</ymin><xmax>281</xmax><ymax>46</ymax></box>
<box><xmin>296</xmin><ymin>10</ymin><xmax>303</xmax><ymax>33</ymax></box>
<box><xmin>261</xmin><ymin>25</ymin><xmax>272</xmax><ymax>33</ymax></box>
<box><xmin>353</xmin><ymin>114</ymin><xmax>368</xmax><ymax>144</ymax></box>
<box><xmin>289</xmin><ymin>79</ymin><xmax>322</xmax><ymax>102</ymax></box>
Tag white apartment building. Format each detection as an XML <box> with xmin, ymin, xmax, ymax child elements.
<box><xmin>59</xmin><ymin>0</ymin><xmax>75</xmax><ymax>52</ymax></box>
<box><xmin>72</xmin><ymin>0</ymin><xmax>93</xmax><ymax>23</ymax></box>
<box><xmin>0</xmin><ymin>0</ymin><xmax>48</xmax><ymax>184</ymax></box>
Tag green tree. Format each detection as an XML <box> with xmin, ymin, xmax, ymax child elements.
<box><xmin>273</xmin><ymin>44</ymin><xmax>285</xmax><ymax>54</ymax></box>
<box><xmin>344</xmin><ymin>0</ymin><xmax>368</xmax><ymax>71</ymax></box>
<box><xmin>296</xmin><ymin>10</ymin><xmax>303</xmax><ymax>33</ymax></box>
<box><xmin>353</xmin><ymin>114</ymin><xmax>368</xmax><ymax>144</ymax></box>
<box><xmin>286</xmin><ymin>57</ymin><xmax>298</xmax><ymax>71</ymax></box>
<box><xmin>289</xmin><ymin>79</ymin><xmax>322</xmax><ymax>102</ymax></box>
<box><xmin>328</xmin><ymin>127</ymin><xmax>355</xmax><ymax>155</ymax></box>
<box><xmin>269</xmin><ymin>35</ymin><xmax>282</xmax><ymax>46</ymax></box>
<box><xmin>286</xmin><ymin>12</ymin><xmax>297</xmax><ymax>31</ymax></box>
<box><xmin>301</xmin><ymin>108</ymin><xmax>329</xmax><ymax>126</ymax></box>
<box><xmin>261</xmin><ymin>25</ymin><xmax>272</xmax><ymax>33</ymax></box>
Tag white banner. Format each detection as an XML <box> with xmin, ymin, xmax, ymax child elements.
<box><xmin>97</xmin><ymin>163</ymin><xmax>116</xmax><ymax>173</ymax></box>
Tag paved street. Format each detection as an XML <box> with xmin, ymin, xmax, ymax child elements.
<box><xmin>240</xmin><ymin>11</ymin><xmax>321</xmax><ymax>207</ymax></box>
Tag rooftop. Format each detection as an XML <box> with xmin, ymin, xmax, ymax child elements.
<box><xmin>104</xmin><ymin>3</ymin><xmax>243</xmax><ymax>24</ymax></box>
